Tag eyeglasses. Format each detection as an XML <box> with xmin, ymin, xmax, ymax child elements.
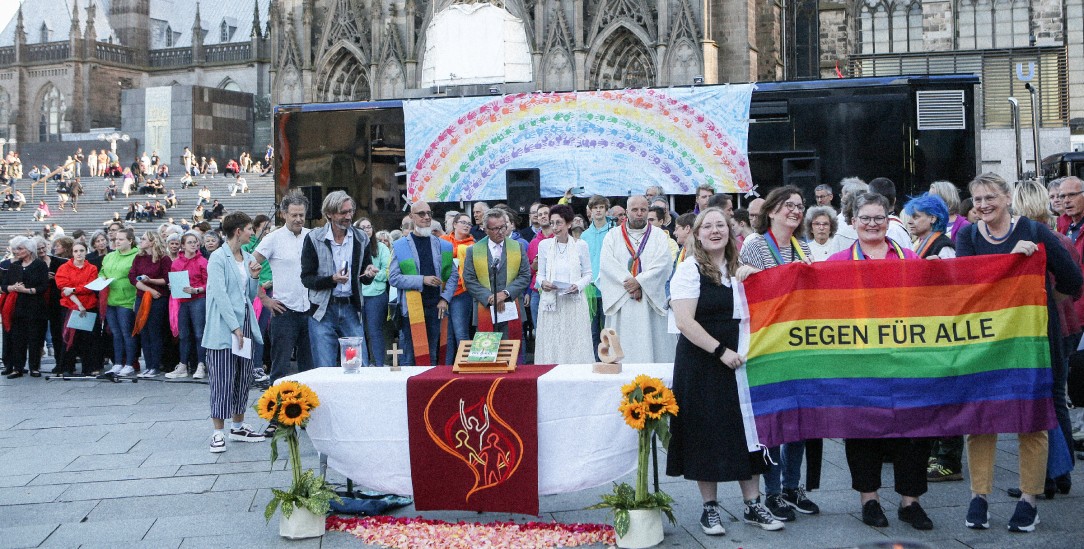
<box><xmin>455</xmin><ymin>220</ymin><xmax>471</xmax><ymax>226</ymax></box>
<box><xmin>485</xmin><ymin>225</ymin><xmax>504</xmax><ymax>232</ymax></box>
<box><xmin>781</xmin><ymin>202</ymin><xmax>804</xmax><ymax>211</ymax></box>
<box><xmin>972</xmin><ymin>194</ymin><xmax>1003</xmax><ymax>205</ymax></box>
<box><xmin>413</xmin><ymin>211</ymin><xmax>433</xmax><ymax>218</ymax></box>
<box><xmin>1056</xmin><ymin>191</ymin><xmax>1083</xmax><ymax>201</ymax></box>
<box><xmin>857</xmin><ymin>215</ymin><xmax>888</xmax><ymax>226</ymax></box>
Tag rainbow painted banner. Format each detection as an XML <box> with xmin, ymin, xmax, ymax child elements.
<box><xmin>403</xmin><ymin>86</ymin><xmax>754</xmax><ymax>202</ymax></box>
<box><xmin>734</xmin><ymin>252</ymin><xmax>1056</xmax><ymax>450</ymax></box>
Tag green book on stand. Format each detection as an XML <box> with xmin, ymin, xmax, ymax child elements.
<box><xmin>467</xmin><ymin>332</ymin><xmax>502</xmax><ymax>362</ymax></box>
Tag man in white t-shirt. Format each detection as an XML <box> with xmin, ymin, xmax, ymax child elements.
<box><xmin>252</xmin><ymin>191</ymin><xmax>313</xmax><ymax>387</ymax></box>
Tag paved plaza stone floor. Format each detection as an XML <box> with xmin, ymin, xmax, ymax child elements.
<box><xmin>1</xmin><ymin>359</ymin><xmax>1082</xmax><ymax>548</ymax></box>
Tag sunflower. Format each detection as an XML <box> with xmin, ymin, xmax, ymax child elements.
<box><xmin>295</xmin><ymin>385</ymin><xmax>321</xmax><ymax>409</ymax></box>
<box><xmin>620</xmin><ymin>401</ymin><xmax>647</xmax><ymax>430</ymax></box>
<box><xmin>620</xmin><ymin>380</ymin><xmax>638</xmax><ymax>397</ymax></box>
<box><xmin>639</xmin><ymin>377</ymin><xmax>666</xmax><ymax>399</ymax></box>
<box><xmin>644</xmin><ymin>391</ymin><xmax>679</xmax><ymax>419</ymax></box>
<box><xmin>276</xmin><ymin>381</ymin><xmax>301</xmax><ymax>399</ymax></box>
<box><xmin>255</xmin><ymin>390</ymin><xmax>280</xmax><ymax>421</ymax></box>
<box><xmin>277</xmin><ymin>396</ymin><xmax>312</xmax><ymax>427</ymax></box>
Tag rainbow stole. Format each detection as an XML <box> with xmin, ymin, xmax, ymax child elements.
<box><xmin>398</xmin><ymin>245</ymin><xmax>455</xmax><ymax>365</ymax></box>
<box><xmin>471</xmin><ymin>237</ymin><xmax>524</xmax><ymax>340</ymax></box>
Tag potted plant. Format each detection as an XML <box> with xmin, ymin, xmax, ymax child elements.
<box><xmin>255</xmin><ymin>380</ymin><xmax>341</xmax><ymax>539</ymax></box>
<box><xmin>588</xmin><ymin>374</ymin><xmax>679</xmax><ymax>548</ymax></box>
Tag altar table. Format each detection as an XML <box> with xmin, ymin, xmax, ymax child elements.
<box><xmin>285</xmin><ymin>363</ymin><xmax>674</xmax><ymax>496</ymax></box>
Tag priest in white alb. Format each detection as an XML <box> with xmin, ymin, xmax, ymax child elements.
<box><xmin>598</xmin><ymin>194</ymin><xmax>677</xmax><ymax>363</ymax></box>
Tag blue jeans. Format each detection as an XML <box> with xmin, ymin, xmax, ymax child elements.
<box><xmin>445</xmin><ymin>293</ymin><xmax>473</xmax><ymax>364</ymax></box>
<box><xmin>764</xmin><ymin>441</ymin><xmax>805</xmax><ymax>495</ymax></box>
<box><xmin>307</xmin><ymin>300</ymin><xmax>363</xmax><ymax>368</ymax></box>
<box><xmin>399</xmin><ymin>305</ymin><xmax>441</xmax><ymax>366</ymax></box>
<box><xmin>137</xmin><ymin>294</ymin><xmax>168</xmax><ymax>370</ymax></box>
<box><xmin>527</xmin><ymin>288</ymin><xmax>540</xmax><ymax>327</ymax></box>
<box><xmin>106</xmin><ymin>305</ymin><xmax>138</xmax><ymax>367</ymax></box>
<box><xmin>362</xmin><ymin>291</ymin><xmax>389</xmax><ymax>366</ymax></box>
<box><xmin>177</xmin><ymin>298</ymin><xmax>207</xmax><ymax>368</ymax></box>
<box><xmin>251</xmin><ymin>301</ymin><xmax>272</xmax><ymax>369</ymax></box>
<box><xmin>269</xmin><ymin>308</ymin><xmax>313</xmax><ymax>383</ymax></box>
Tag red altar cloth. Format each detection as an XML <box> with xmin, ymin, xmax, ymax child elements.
<box><xmin>406</xmin><ymin>365</ymin><xmax>555</xmax><ymax>515</ymax></box>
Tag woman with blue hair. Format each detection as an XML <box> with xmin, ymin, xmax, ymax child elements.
<box><xmin>903</xmin><ymin>193</ymin><xmax>956</xmax><ymax>259</ymax></box>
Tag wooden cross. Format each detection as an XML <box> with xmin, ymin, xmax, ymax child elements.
<box><xmin>387</xmin><ymin>343</ymin><xmax>404</xmax><ymax>372</ymax></box>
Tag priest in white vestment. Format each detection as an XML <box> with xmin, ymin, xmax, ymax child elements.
<box><xmin>598</xmin><ymin>195</ymin><xmax>676</xmax><ymax>363</ymax></box>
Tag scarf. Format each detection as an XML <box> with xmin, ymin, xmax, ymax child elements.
<box><xmin>621</xmin><ymin>222</ymin><xmax>652</xmax><ymax>275</ymax></box>
<box><xmin>851</xmin><ymin>239</ymin><xmax>906</xmax><ymax>260</ymax></box>
<box><xmin>764</xmin><ymin>230</ymin><xmax>808</xmax><ymax>265</ymax></box>
<box><xmin>397</xmin><ymin>240</ymin><xmax>454</xmax><ymax>366</ymax></box>
<box><xmin>471</xmin><ymin>237</ymin><xmax>524</xmax><ymax>341</ymax></box>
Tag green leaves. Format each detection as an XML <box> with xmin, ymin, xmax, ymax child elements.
<box><xmin>262</xmin><ymin>427</ymin><xmax>342</xmax><ymax>523</ymax></box>
<box><xmin>586</xmin><ymin>481</ymin><xmax>676</xmax><ymax>535</ymax></box>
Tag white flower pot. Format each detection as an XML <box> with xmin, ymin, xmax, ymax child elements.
<box><xmin>616</xmin><ymin>508</ymin><xmax>664</xmax><ymax>548</ymax></box>
<box><xmin>279</xmin><ymin>506</ymin><xmax>326</xmax><ymax>539</ymax></box>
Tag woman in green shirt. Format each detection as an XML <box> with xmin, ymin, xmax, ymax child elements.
<box><xmin>100</xmin><ymin>228</ymin><xmax>139</xmax><ymax>377</ymax></box>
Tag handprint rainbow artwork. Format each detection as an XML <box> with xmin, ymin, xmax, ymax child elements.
<box><xmin>404</xmin><ymin>85</ymin><xmax>754</xmax><ymax>201</ymax></box>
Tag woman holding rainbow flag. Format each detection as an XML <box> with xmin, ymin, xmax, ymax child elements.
<box><xmin>826</xmin><ymin>192</ymin><xmax>934</xmax><ymax>530</ymax></box>
<box><xmin>956</xmin><ymin>173</ymin><xmax>1082</xmax><ymax>532</ymax></box>
<box><xmin>737</xmin><ymin>185</ymin><xmax>819</xmax><ymax>524</ymax></box>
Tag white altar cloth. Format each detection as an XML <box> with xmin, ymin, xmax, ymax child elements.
<box><xmin>285</xmin><ymin>363</ymin><xmax>674</xmax><ymax>496</ymax></box>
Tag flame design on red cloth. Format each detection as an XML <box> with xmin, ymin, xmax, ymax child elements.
<box><xmin>424</xmin><ymin>378</ymin><xmax>523</xmax><ymax>502</ymax></box>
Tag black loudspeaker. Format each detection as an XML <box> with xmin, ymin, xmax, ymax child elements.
<box><xmin>782</xmin><ymin>157</ymin><xmax>820</xmax><ymax>201</ymax></box>
<box><xmin>299</xmin><ymin>186</ymin><xmax>323</xmax><ymax>220</ymax></box>
<box><xmin>506</xmin><ymin>168</ymin><xmax>541</xmax><ymax>215</ymax></box>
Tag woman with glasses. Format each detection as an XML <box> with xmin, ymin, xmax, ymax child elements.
<box><xmin>737</xmin><ymin>185</ymin><xmax>819</xmax><ymax>523</ymax></box>
<box><xmin>956</xmin><ymin>173</ymin><xmax>1082</xmax><ymax>532</ymax></box>
<box><xmin>441</xmin><ymin>213</ymin><xmax>475</xmax><ymax>364</ymax></box>
<box><xmin>802</xmin><ymin>206</ymin><xmax>837</xmax><ymax>262</ymax></box>
<box><xmin>903</xmin><ymin>193</ymin><xmax>956</xmax><ymax>259</ymax></box>
<box><xmin>357</xmin><ymin>217</ymin><xmax>391</xmax><ymax>365</ymax></box>
<box><xmin>826</xmin><ymin>193</ymin><xmax>933</xmax><ymax>530</ymax></box>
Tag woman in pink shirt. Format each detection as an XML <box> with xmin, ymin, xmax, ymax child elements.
<box><xmin>166</xmin><ymin>233</ymin><xmax>209</xmax><ymax>379</ymax></box>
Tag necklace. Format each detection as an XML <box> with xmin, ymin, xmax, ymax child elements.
<box><xmin>983</xmin><ymin>217</ymin><xmax>1015</xmax><ymax>242</ymax></box>
<box><xmin>555</xmin><ymin>239</ymin><xmax>569</xmax><ymax>254</ymax></box>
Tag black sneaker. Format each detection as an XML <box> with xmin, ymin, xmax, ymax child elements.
<box><xmin>229</xmin><ymin>424</ymin><xmax>267</xmax><ymax>442</ymax></box>
<box><xmin>862</xmin><ymin>500</ymin><xmax>889</xmax><ymax>527</ymax></box>
<box><xmin>743</xmin><ymin>498</ymin><xmax>784</xmax><ymax>531</ymax></box>
<box><xmin>927</xmin><ymin>463</ymin><xmax>963</xmax><ymax>482</ymax></box>
<box><xmin>965</xmin><ymin>496</ymin><xmax>989</xmax><ymax>529</ymax></box>
<box><xmin>699</xmin><ymin>501</ymin><xmax>726</xmax><ymax>535</ymax></box>
<box><xmin>262</xmin><ymin>422</ymin><xmax>279</xmax><ymax>438</ymax></box>
<box><xmin>1007</xmin><ymin>500</ymin><xmax>1039</xmax><ymax>532</ymax></box>
<box><xmin>898</xmin><ymin>502</ymin><xmax>933</xmax><ymax>530</ymax></box>
<box><xmin>782</xmin><ymin>485</ymin><xmax>820</xmax><ymax>514</ymax></box>
<box><xmin>764</xmin><ymin>493</ymin><xmax>796</xmax><ymax>522</ymax></box>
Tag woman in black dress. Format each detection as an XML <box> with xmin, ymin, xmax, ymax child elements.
<box><xmin>666</xmin><ymin>207</ymin><xmax>783</xmax><ymax>536</ymax></box>
<box><xmin>2</xmin><ymin>236</ymin><xmax>49</xmax><ymax>378</ymax></box>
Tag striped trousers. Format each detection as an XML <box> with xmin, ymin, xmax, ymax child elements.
<box><xmin>207</xmin><ymin>321</ymin><xmax>254</xmax><ymax>419</ymax></box>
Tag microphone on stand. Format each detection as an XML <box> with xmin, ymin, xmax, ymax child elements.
<box><xmin>490</xmin><ymin>256</ymin><xmax>501</xmax><ymax>323</ymax></box>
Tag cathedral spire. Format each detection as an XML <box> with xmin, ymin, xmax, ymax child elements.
<box><xmin>71</xmin><ymin>0</ymin><xmax>81</xmax><ymax>33</ymax></box>
<box><xmin>251</xmin><ymin>0</ymin><xmax>262</xmax><ymax>39</ymax></box>
<box><xmin>85</xmin><ymin>2</ymin><xmax>97</xmax><ymax>41</ymax></box>
<box><xmin>15</xmin><ymin>4</ymin><xmax>26</xmax><ymax>45</ymax></box>
<box><xmin>193</xmin><ymin>2</ymin><xmax>202</xmax><ymax>33</ymax></box>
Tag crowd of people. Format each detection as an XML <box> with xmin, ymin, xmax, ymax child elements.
<box><xmin>0</xmin><ymin>171</ymin><xmax>1080</xmax><ymax>537</ymax></box>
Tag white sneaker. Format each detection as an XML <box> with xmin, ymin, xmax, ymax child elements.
<box><xmin>118</xmin><ymin>365</ymin><xmax>136</xmax><ymax>376</ymax></box>
<box><xmin>107</xmin><ymin>363</ymin><xmax>123</xmax><ymax>375</ymax></box>
<box><xmin>140</xmin><ymin>369</ymin><xmax>160</xmax><ymax>378</ymax></box>
<box><xmin>192</xmin><ymin>363</ymin><xmax>207</xmax><ymax>379</ymax></box>
<box><xmin>209</xmin><ymin>432</ymin><xmax>226</xmax><ymax>453</ymax></box>
<box><xmin>229</xmin><ymin>424</ymin><xmax>267</xmax><ymax>442</ymax></box>
<box><xmin>165</xmin><ymin>364</ymin><xmax>189</xmax><ymax>379</ymax></box>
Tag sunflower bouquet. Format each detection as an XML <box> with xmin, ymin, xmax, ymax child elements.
<box><xmin>255</xmin><ymin>381</ymin><xmax>340</xmax><ymax>522</ymax></box>
<box><xmin>588</xmin><ymin>374</ymin><xmax>679</xmax><ymax>536</ymax></box>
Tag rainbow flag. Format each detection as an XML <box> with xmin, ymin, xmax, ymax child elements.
<box><xmin>734</xmin><ymin>252</ymin><xmax>1056</xmax><ymax>450</ymax></box>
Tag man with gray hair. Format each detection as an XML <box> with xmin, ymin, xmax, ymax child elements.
<box><xmin>242</xmin><ymin>191</ymin><xmax>315</xmax><ymax>389</ymax></box>
<box><xmin>300</xmin><ymin>191</ymin><xmax>378</xmax><ymax>369</ymax></box>
<box><xmin>814</xmin><ymin>184</ymin><xmax>834</xmax><ymax>206</ymax></box>
<box><xmin>462</xmin><ymin>208</ymin><xmax>531</xmax><ymax>338</ymax></box>
<box><xmin>830</xmin><ymin>177</ymin><xmax>869</xmax><ymax>254</ymax></box>
<box><xmin>390</xmin><ymin>200</ymin><xmax>458</xmax><ymax>365</ymax></box>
